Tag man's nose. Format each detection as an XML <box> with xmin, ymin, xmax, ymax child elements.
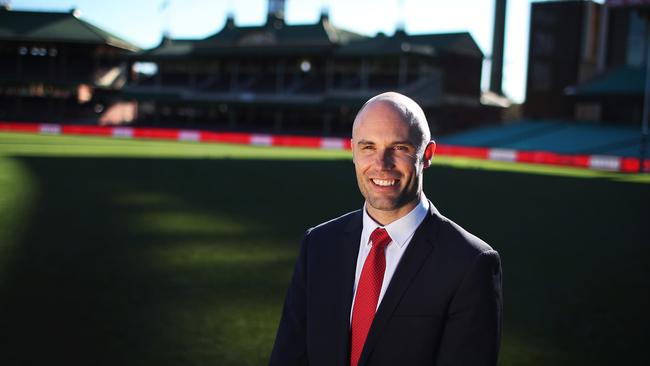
<box><xmin>374</xmin><ymin>148</ymin><xmax>395</xmax><ymax>169</ymax></box>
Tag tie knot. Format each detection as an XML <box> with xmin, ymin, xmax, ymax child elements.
<box><xmin>369</xmin><ymin>227</ymin><xmax>392</xmax><ymax>250</ymax></box>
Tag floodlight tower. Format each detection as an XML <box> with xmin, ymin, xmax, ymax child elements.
<box><xmin>396</xmin><ymin>0</ymin><xmax>406</xmax><ymax>33</ymax></box>
<box><xmin>490</xmin><ymin>0</ymin><xmax>506</xmax><ymax>96</ymax></box>
<box><xmin>268</xmin><ymin>0</ymin><xmax>285</xmax><ymax>19</ymax></box>
<box><xmin>160</xmin><ymin>0</ymin><xmax>171</xmax><ymax>40</ymax></box>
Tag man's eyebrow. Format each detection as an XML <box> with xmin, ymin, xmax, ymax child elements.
<box><xmin>391</xmin><ymin>140</ymin><xmax>416</xmax><ymax>147</ymax></box>
<box><xmin>357</xmin><ymin>140</ymin><xmax>375</xmax><ymax>145</ymax></box>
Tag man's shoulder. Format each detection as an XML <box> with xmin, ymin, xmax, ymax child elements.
<box><xmin>430</xmin><ymin>209</ymin><xmax>496</xmax><ymax>257</ymax></box>
<box><xmin>305</xmin><ymin>209</ymin><xmax>361</xmax><ymax>238</ymax></box>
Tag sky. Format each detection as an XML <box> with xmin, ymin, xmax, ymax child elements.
<box><xmin>8</xmin><ymin>0</ymin><xmax>573</xmax><ymax>103</ymax></box>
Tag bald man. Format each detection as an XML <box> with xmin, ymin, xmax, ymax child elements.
<box><xmin>270</xmin><ymin>92</ymin><xmax>502</xmax><ymax>366</ymax></box>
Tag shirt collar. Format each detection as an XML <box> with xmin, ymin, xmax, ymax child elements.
<box><xmin>362</xmin><ymin>194</ymin><xmax>430</xmax><ymax>248</ymax></box>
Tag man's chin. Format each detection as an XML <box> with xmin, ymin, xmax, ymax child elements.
<box><xmin>366</xmin><ymin>198</ymin><xmax>400</xmax><ymax>212</ymax></box>
<box><xmin>366</xmin><ymin>192</ymin><xmax>420</xmax><ymax>213</ymax></box>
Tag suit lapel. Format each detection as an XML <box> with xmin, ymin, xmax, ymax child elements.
<box><xmin>336</xmin><ymin>210</ymin><xmax>363</xmax><ymax>366</ymax></box>
<box><xmin>358</xmin><ymin>204</ymin><xmax>441</xmax><ymax>366</ymax></box>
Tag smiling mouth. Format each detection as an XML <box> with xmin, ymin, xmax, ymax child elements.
<box><xmin>371</xmin><ymin>178</ymin><xmax>398</xmax><ymax>187</ymax></box>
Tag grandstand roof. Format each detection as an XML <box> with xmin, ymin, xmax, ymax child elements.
<box><xmin>438</xmin><ymin>120</ymin><xmax>648</xmax><ymax>158</ymax></box>
<box><xmin>135</xmin><ymin>15</ymin><xmax>482</xmax><ymax>60</ymax></box>
<box><xmin>566</xmin><ymin>66</ymin><xmax>645</xmax><ymax>97</ymax></box>
<box><xmin>136</xmin><ymin>14</ymin><xmax>365</xmax><ymax>59</ymax></box>
<box><xmin>0</xmin><ymin>8</ymin><xmax>140</xmax><ymax>51</ymax></box>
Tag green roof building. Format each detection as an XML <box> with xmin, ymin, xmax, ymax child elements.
<box><xmin>125</xmin><ymin>9</ymin><xmax>493</xmax><ymax>136</ymax></box>
<box><xmin>0</xmin><ymin>7</ymin><xmax>139</xmax><ymax>122</ymax></box>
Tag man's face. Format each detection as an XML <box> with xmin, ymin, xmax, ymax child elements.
<box><xmin>352</xmin><ymin>101</ymin><xmax>426</xmax><ymax>221</ymax></box>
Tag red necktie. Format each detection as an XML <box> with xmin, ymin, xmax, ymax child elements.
<box><xmin>350</xmin><ymin>227</ymin><xmax>392</xmax><ymax>366</ymax></box>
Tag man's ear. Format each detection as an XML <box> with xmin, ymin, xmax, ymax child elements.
<box><xmin>351</xmin><ymin>138</ymin><xmax>356</xmax><ymax>163</ymax></box>
<box><xmin>423</xmin><ymin>140</ymin><xmax>436</xmax><ymax>169</ymax></box>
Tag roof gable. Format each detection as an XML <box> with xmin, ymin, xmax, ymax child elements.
<box><xmin>199</xmin><ymin>16</ymin><xmax>354</xmax><ymax>48</ymax></box>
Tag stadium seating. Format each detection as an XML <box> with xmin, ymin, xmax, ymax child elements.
<box><xmin>438</xmin><ymin>120</ymin><xmax>648</xmax><ymax>157</ymax></box>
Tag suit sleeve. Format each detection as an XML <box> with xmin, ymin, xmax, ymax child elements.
<box><xmin>268</xmin><ymin>233</ymin><xmax>310</xmax><ymax>366</ymax></box>
<box><xmin>436</xmin><ymin>250</ymin><xmax>503</xmax><ymax>366</ymax></box>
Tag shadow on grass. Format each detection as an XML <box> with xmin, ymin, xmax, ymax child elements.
<box><xmin>428</xmin><ymin>168</ymin><xmax>650</xmax><ymax>365</ymax></box>
<box><xmin>0</xmin><ymin>157</ymin><xmax>360</xmax><ymax>366</ymax></box>
<box><xmin>0</xmin><ymin>156</ymin><xmax>648</xmax><ymax>365</ymax></box>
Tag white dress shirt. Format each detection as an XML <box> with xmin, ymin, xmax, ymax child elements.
<box><xmin>350</xmin><ymin>194</ymin><xmax>430</xmax><ymax>322</ymax></box>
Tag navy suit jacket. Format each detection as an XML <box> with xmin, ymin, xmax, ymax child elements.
<box><xmin>269</xmin><ymin>203</ymin><xmax>502</xmax><ymax>366</ymax></box>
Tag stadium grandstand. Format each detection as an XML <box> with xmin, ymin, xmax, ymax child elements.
<box><xmin>0</xmin><ymin>6</ymin><xmax>140</xmax><ymax>123</ymax></box>
<box><xmin>124</xmin><ymin>1</ymin><xmax>500</xmax><ymax>136</ymax></box>
<box><xmin>439</xmin><ymin>120</ymin><xmax>649</xmax><ymax>158</ymax></box>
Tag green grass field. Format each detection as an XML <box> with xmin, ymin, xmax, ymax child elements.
<box><xmin>1</xmin><ymin>132</ymin><xmax>649</xmax><ymax>365</ymax></box>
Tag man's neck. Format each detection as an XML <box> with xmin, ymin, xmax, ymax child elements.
<box><xmin>365</xmin><ymin>200</ymin><xmax>420</xmax><ymax>226</ymax></box>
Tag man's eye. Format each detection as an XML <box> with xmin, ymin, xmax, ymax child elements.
<box><xmin>394</xmin><ymin>146</ymin><xmax>408</xmax><ymax>151</ymax></box>
<box><xmin>362</xmin><ymin>146</ymin><xmax>375</xmax><ymax>150</ymax></box>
